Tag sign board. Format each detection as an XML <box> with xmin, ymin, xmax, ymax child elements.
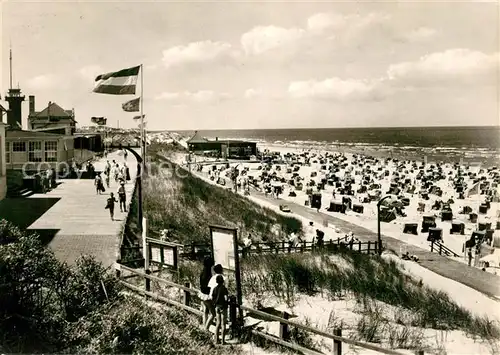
<box><xmin>210</xmin><ymin>225</ymin><xmax>243</xmax><ymax>318</ymax></box>
<box><xmin>210</xmin><ymin>226</ymin><xmax>237</xmax><ymax>271</ymax></box>
<box><xmin>147</xmin><ymin>238</ymin><xmax>179</xmax><ymax>270</ymax></box>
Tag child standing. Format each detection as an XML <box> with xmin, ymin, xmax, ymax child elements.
<box><xmin>105</xmin><ymin>193</ymin><xmax>118</xmax><ymax>221</ymax></box>
<box><xmin>211</xmin><ymin>275</ymin><xmax>229</xmax><ymax>345</ymax></box>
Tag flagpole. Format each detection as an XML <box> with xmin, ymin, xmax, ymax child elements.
<box><xmin>139</xmin><ymin>64</ymin><xmax>144</xmax><ymax>233</ymax></box>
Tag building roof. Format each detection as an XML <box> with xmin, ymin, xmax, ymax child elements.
<box><xmin>187</xmin><ymin>131</ymin><xmax>209</xmax><ymax>144</ymax></box>
<box><xmin>31</xmin><ymin>102</ymin><xmax>74</xmax><ymax>119</ymax></box>
<box><xmin>6</xmin><ymin>129</ymin><xmax>65</xmax><ymax>139</ymax></box>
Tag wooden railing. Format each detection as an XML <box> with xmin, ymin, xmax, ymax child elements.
<box><xmin>181</xmin><ymin>236</ymin><xmax>379</xmax><ymax>260</ymax></box>
<box><xmin>115</xmin><ymin>263</ymin><xmax>418</xmax><ymax>355</ymax></box>
<box><xmin>429</xmin><ymin>241</ymin><xmax>460</xmax><ymax>258</ymax></box>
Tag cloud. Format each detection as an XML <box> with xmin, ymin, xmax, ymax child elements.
<box><xmin>26</xmin><ymin>74</ymin><xmax>57</xmax><ymax>90</ymax></box>
<box><xmin>155</xmin><ymin>90</ymin><xmax>232</xmax><ymax>103</ymax></box>
<box><xmin>288</xmin><ymin>77</ymin><xmax>386</xmax><ymax>101</ymax></box>
<box><xmin>244</xmin><ymin>88</ymin><xmax>283</xmax><ymax>99</ymax></box>
<box><xmin>162</xmin><ymin>41</ymin><xmax>236</xmax><ymax>68</ymax></box>
<box><xmin>401</xmin><ymin>27</ymin><xmax>437</xmax><ymax>42</ymax></box>
<box><xmin>307</xmin><ymin>12</ymin><xmax>390</xmax><ymax>35</ymax></box>
<box><xmin>387</xmin><ymin>49</ymin><xmax>499</xmax><ymax>86</ymax></box>
<box><xmin>240</xmin><ymin>26</ymin><xmax>306</xmax><ymax>55</ymax></box>
<box><xmin>78</xmin><ymin>65</ymin><xmax>103</xmax><ymax>79</ymax></box>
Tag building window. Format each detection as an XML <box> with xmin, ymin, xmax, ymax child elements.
<box><xmin>5</xmin><ymin>142</ymin><xmax>10</xmax><ymax>163</ymax></box>
<box><xmin>45</xmin><ymin>141</ymin><xmax>58</xmax><ymax>151</ymax></box>
<box><xmin>12</xmin><ymin>142</ymin><xmax>26</xmax><ymax>152</ymax></box>
<box><xmin>45</xmin><ymin>141</ymin><xmax>58</xmax><ymax>162</ymax></box>
<box><xmin>28</xmin><ymin>141</ymin><xmax>43</xmax><ymax>162</ymax></box>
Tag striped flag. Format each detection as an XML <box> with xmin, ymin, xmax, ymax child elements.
<box><xmin>93</xmin><ymin>65</ymin><xmax>140</xmax><ymax>95</ymax></box>
<box><xmin>122</xmin><ymin>97</ymin><xmax>140</xmax><ymax>112</ymax></box>
<box><xmin>91</xmin><ymin>116</ymin><xmax>107</xmax><ymax>125</ymax></box>
<box><xmin>133</xmin><ymin>114</ymin><xmax>146</xmax><ymax>120</ymax></box>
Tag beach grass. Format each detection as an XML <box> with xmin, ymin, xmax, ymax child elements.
<box><xmin>239</xmin><ymin>250</ymin><xmax>500</xmax><ymax>341</ymax></box>
<box><xmin>143</xmin><ymin>151</ymin><xmax>302</xmax><ymax>244</ymax></box>
<box><xmin>176</xmin><ymin>248</ymin><xmax>499</xmax><ymax>346</ymax></box>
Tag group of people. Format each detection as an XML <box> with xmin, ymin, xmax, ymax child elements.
<box><xmin>99</xmin><ymin>159</ymin><xmax>130</xmax><ymax>221</ymax></box>
<box><xmin>199</xmin><ymin>258</ymin><xmax>230</xmax><ymax>345</ymax></box>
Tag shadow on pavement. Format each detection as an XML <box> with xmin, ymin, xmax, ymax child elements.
<box><xmin>0</xmin><ymin>197</ymin><xmax>61</xmax><ymax>229</ymax></box>
<box><xmin>28</xmin><ymin>229</ymin><xmax>61</xmax><ymax>246</ymax></box>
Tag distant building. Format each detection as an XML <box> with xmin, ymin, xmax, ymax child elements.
<box><xmin>28</xmin><ymin>97</ymin><xmax>77</xmax><ymax>135</ymax></box>
<box><xmin>5</xmin><ymin>130</ymin><xmax>74</xmax><ymax>171</ymax></box>
<box><xmin>3</xmin><ymin>87</ymin><xmax>74</xmax><ymax>173</ymax></box>
<box><xmin>187</xmin><ymin>131</ymin><xmax>257</xmax><ymax>159</ymax></box>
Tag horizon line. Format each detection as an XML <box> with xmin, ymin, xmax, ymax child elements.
<box><xmin>145</xmin><ymin>124</ymin><xmax>500</xmax><ymax>132</ymax></box>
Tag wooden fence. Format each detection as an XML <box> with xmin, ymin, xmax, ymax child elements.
<box><xmin>182</xmin><ymin>236</ymin><xmax>379</xmax><ymax>260</ymax></box>
<box><xmin>429</xmin><ymin>241</ymin><xmax>460</xmax><ymax>257</ymax></box>
<box><xmin>115</xmin><ymin>263</ymin><xmax>422</xmax><ymax>355</ymax></box>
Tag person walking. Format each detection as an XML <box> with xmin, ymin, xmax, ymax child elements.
<box><xmin>105</xmin><ymin>170</ymin><xmax>110</xmax><ymax>188</ymax></box>
<box><xmin>212</xmin><ymin>275</ymin><xmax>229</xmax><ymax>345</ymax></box>
<box><xmin>199</xmin><ymin>257</ymin><xmax>215</xmax><ymax>330</ymax></box>
<box><xmin>105</xmin><ymin>193</ymin><xmax>118</xmax><ymax>221</ymax></box>
<box><xmin>113</xmin><ymin>164</ymin><xmax>120</xmax><ymax>182</ymax></box>
<box><xmin>117</xmin><ymin>181</ymin><xmax>127</xmax><ymax>212</ymax></box>
<box><xmin>94</xmin><ymin>173</ymin><xmax>104</xmax><ymax>194</ymax></box>
<box><xmin>124</xmin><ymin>162</ymin><xmax>131</xmax><ymax>181</ymax></box>
<box><xmin>206</xmin><ymin>264</ymin><xmax>225</xmax><ymax>330</ymax></box>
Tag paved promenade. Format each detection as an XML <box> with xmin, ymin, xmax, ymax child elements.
<box><xmin>181</xmin><ymin>159</ymin><xmax>500</xmax><ymax>300</ymax></box>
<box><xmin>24</xmin><ymin>150</ymin><xmax>138</xmax><ymax>267</ymax></box>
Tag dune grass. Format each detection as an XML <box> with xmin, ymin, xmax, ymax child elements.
<box><xmin>143</xmin><ymin>152</ymin><xmax>302</xmax><ymax>244</ymax></box>
<box><xmin>240</xmin><ymin>250</ymin><xmax>500</xmax><ymax>341</ymax></box>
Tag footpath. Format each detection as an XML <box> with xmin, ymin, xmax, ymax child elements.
<box><xmin>16</xmin><ymin>150</ymin><xmax>137</xmax><ymax>267</ymax></box>
<box><xmin>181</xmin><ymin>158</ymin><xmax>500</xmax><ymax>300</ymax></box>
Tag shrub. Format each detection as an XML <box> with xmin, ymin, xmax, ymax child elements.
<box><xmin>67</xmin><ymin>297</ymin><xmax>241</xmax><ymax>355</ymax></box>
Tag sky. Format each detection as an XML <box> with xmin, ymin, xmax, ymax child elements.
<box><xmin>1</xmin><ymin>0</ymin><xmax>499</xmax><ymax>131</ymax></box>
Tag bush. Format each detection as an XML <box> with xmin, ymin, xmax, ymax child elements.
<box><xmin>67</xmin><ymin>297</ymin><xmax>241</xmax><ymax>355</ymax></box>
<box><xmin>0</xmin><ymin>220</ymin><xmax>122</xmax><ymax>352</ymax></box>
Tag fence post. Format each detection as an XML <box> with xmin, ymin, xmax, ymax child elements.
<box><xmin>430</xmin><ymin>241</ymin><xmax>434</xmax><ymax>252</ymax></box>
<box><xmin>229</xmin><ymin>295</ymin><xmax>237</xmax><ymax>335</ymax></box>
<box><xmin>190</xmin><ymin>243</ymin><xmax>196</xmax><ymax>259</ymax></box>
<box><xmin>282</xmin><ymin>241</ymin><xmax>285</xmax><ymax>252</ymax></box>
<box><xmin>183</xmin><ymin>282</ymin><xmax>191</xmax><ymax>307</ymax></box>
<box><xmin>358</xmin><ymin>241</ymin><xmax>362</xmax><ymax>252</ymax></box>
<box><xmin>115</xmin><ymin>262</ymin><xmax>121</xmax><ymax>279</ymax></box>
<box><xmin>145</xmin><ymin>269</ymin><xmax>151</xmax><ymax>292</ymax></box>
<box><xmin>303</xmin><ymin>241</ymin><xmax>307</xmax><ymax>252</ymax></box>
<box><xmin>279</xmin><ymin>311</ymin><xmax>290</xmax><ymax>341</ymax></box>
<box><xmin>349</xmin><ymin>241</ymin><xmax>353</xmax><ymax>251</ymax></box>
<box><xmin>439</xmin><ymin>243</ymin><xmax>442</xmax><ymax>255</ymax></box>
<box><xmin>367</xmin><ymin>241</ymin><xmax>371</xmax><ymax>254</ymax></box>
<box><xmin>333</xmin><ymin>328</ymin><xmax>342</xmax><ymax>355</ymax></box>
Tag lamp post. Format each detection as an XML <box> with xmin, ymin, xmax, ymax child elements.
<box><xmin>377</xmin><ymin>195</ymin><xmax>392</xmax><ymax>255</ymax></box>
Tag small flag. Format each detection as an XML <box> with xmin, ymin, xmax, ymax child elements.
<box><xmin>91</xmin><ymin>117</ymin><xmax>107</xmax><ymax>125</ymax></box>
<box><xmin>138</xmin><ymin>121</ymin><xmax>147</xmax><ymax>129</ymax></box>
<box><xmin>93</xmin><ymin>65</ymin><xmax>140</xmax><ymax>95</ymax></box>
<box><xmin>122</xmin><ymin>97</ymin><xmax>140</xmax><ymax>112</ymax></box>
<box><xmin>133</xmin><ymin>114</ymin><xmax>146</xmax><ymax>120</ymax></box>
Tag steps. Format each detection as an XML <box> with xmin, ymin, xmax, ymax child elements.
<box><xmin>6</xmin><ymin>185</ymin><xmax>34</xmax><ymax>198</ymax></box>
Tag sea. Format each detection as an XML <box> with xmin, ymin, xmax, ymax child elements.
<box><xmin>168</xmin><ymin>126</ymin><xmax>500</xmax><ymax>167</ymax></box>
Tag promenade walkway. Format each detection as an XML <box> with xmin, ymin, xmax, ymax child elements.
<box><xmin>0</xmin><ymin>150</ymin><xmax>139</xmax><ymax>268</ymax></box>
<box><xmin>178</xmin><ymin>157</ymin><xmax>500</xmax><ymax>300</ymax></box>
